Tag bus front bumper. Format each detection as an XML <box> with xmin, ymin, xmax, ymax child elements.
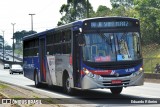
<box><xmin>81</xmin><ymin>71</ymin><xmax>144</xmax><ymax>89</ymax></box>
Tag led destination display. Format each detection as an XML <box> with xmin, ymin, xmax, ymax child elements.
<box><xmin>91</xmin><ymin>21</ymin><xmax>132</xmax><ymax>28</ymax></box>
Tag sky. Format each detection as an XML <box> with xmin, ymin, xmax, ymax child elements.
<box><xmin>0</xmin><ymin>0</ymin><xmax>112</xmax><ymax>46</ymax></box>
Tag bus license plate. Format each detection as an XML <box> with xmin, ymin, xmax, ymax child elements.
<box><xmin>111</xmin><ymin>80</ymin><xmax>122</xmax><ymax>84</ymax></box>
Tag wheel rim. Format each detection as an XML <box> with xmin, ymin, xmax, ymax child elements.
<box><xmin>66</xmin><ymin>77</ymin><xmax>71</xmax><ymax>92</ymax></box>
<box><xmin>35</xmin><ymin>74</ymin><xmax>38</xmax><ymax>85</ymax></box>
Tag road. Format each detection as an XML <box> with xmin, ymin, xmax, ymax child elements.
<box><xmin>0</xmin><ymin>52</ymin><xmax>21</xmax><ymax>62</ymax></box>
<box><xmin>0</xmin><ymin>63</ymin><xmax>160</xmax><ymax>107</ymax></box>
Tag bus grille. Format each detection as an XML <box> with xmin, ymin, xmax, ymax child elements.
<box><xmin>102</xmin><ymin>80</ymin><xmax>130</xmax><ymax>86</ymax></box>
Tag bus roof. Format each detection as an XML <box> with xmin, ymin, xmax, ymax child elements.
<box><xmin>23</xmin><ymin>16</ymin><xmax>138</xmax><ymax>41</ymax></box>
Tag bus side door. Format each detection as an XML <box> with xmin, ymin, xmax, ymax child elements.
<box><xmin>39</xmin><ymin>37</ymin><xmax>46</xmax><ymax>82</ymax></box>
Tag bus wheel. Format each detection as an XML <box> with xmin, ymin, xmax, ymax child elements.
<box><xmin>63</xmin><ymin>74</ymin><xmax>74</xmax><ymax>95</ymax></box>
<box><xmin>34</xmin><ymin>72</ymin><xmax>41</xmax><ymax>88</ymax></box>
<box><xmin>110</xmin><ymin>87</ymin><xmax>123</xmax><ymax>95</ymax></box>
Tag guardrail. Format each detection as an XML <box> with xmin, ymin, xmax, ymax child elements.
<box><xmin>0</xmin><ymin>53</ymin><xmax>23</xmax><ymax>66</ymax></box>
<box><xmin>2</xmin><ymin>59</ymin><xmax>23</xmax><ymax>66</ymax></box>
<box><xmin>7</xmin><ymin>53</ymin><xmax>23</xmax><ymax>61</ymax></box>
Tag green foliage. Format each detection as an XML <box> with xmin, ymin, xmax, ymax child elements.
<box><xmin>0</xmin><ymin>83</ymin><xmax>8</xmax><ymax>90</ymax></box>
<box><xmin>110</xmin><ymin>0</ymin><xmax>134</xmax><ymax>8</ymax></box>
<box><xmin>142</xmin><ymin>43</ymin><xmax>160</xmax><ymax>73</ymax></box>
<box><xmin>58</xmin><ymin>0</ymin><xmax>94</xmax><ymax>25</ymax></box>
<box><xmin>15</xmin><ymin>48</ymin><xmax>23</xmax><ymax>55</ymax></box>
<box><xmin>14</xmin><ymin>30</ymin><xmax>37</xmax><ymax>44</ymax></box>
<box><xmin>134</xmin><ymin>0</ymin><xmax>160</xmax><ymax>45</ymax></box>
<box><xmin>93</xmin><ymin>5</ymin><xmax>111</xmax><ymax>17</ymax></box>
<box><xmin>142</xmin><ymin>43</ymin><xmax>160</xmax><ymax>58</ymax></box>
<box><xmin>93</xmin><ymin>0</ymin><xmax>138</xmax><ymax>18</ymax></box>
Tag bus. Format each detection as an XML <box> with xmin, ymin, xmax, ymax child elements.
<box><xmin>23</xmin><ymin>17</ymin><xmax>144</xmax><ymax>95</ymax></box>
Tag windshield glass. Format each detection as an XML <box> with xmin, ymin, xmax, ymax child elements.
<box><xmin>82</xmin><ymin>32</ymin><xmax>141</xmax><ymax>62</ymax></box>
<box><xmin>12</xmin><ymin>65</ymin><xmax>22</xmax><ymax>69</ymax></box>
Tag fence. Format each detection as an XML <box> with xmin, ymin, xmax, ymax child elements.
<box><xmin>143</xmin><ymin>58</ymin><xmax>160</xmax><ymax>73</ymax></box>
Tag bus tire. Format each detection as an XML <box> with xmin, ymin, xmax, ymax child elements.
<box><xmin>110</xmin><ymin>87</ymin><xmax>123</xmax><ymax>95</ymax></box>
<box><xmin>34</xmin><ymin>72</ymin><xmax>41</xmax><ymax>88</ymax></box>
<box><xmin>63</xmin><ymin>74</ymin><xmax>74</xmax><ymax>95</ymax></box>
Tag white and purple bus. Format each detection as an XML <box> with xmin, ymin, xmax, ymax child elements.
<box><xmin>23</xmin><ymin>17</ymin><xmax>144</xmax><ymax>95</ymax></box>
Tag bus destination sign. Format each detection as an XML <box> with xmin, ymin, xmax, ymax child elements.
<box><xmin>91</xmin><ymin>21</ymin><xmax>133</xmax><ymax>28</ymax></box>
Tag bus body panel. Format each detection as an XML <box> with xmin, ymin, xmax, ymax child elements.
<box><xmin>80</xmin><ymin>63</ymin><xmax>144</xmax><ymax>89</ymax></box>
<box><xmin>24</xmin><ymin>54</ymin><xmax>74</xmax><ymax>87</ymax></box>
<box><xmin>23</xmin><ymin>56</ymin><xmax>40</xmax><ymax>81</ymax></box>
<box><xmin>81</xmin><ymin>71</ymin><xmax>144</xmax><ymax>89</ymax></box>
<box><xmin>53</xmin><ymin>54</ymin><xmax>74</xmax><ymax>87</ymax></box>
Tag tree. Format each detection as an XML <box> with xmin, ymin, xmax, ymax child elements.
<box><xmin>94</xmin><ymin>5</ymin><xmax>111</xmax><ymax>17</ymax></box>
<box><xmin>109</xmin><ymin>0</ymin><xmax>137</xmax><ymax>17</ymax></box>
<box><xmin>14</xmin><ymin>30</ymin><xmax>37</xmax><ymax>44</ymax></box>
<box><xmin>93</xmin><ymin>4</ymin><xmax>138</xmax><ymax>18</ymax></box>
<box><xmin>0</xmin><ymin>35</ymin><xmax>3</xmax><ymax>49</ymax></box>
<box><xmin>58</xmin><ymin>0</ymin><xmax>94</xmax><ymax>26</ymax></box>
<box><xmin>110</xmin><ymin>0</ymin><xmax>134</xmax><ymax>8</ymax></box>
<box><xmin>134</xmin><ymin>0</ymin><xmax>160</xmax><ymax>44</ymax></box>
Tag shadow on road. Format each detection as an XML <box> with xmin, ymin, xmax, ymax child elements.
<box><xmin>26</xmin><ymin>84</ymin><xmax>149</xmax><ymax>105</ymax></box>
<box><xmin>27</xmin><ymin>84</ymin><xmax>143</xmax><ymax>98</ymax></box>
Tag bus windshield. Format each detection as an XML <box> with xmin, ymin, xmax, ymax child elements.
<box><xmin>82</xmin><ymin>32</ymin><xmax>141</xmax><ymax>62</ymax></box>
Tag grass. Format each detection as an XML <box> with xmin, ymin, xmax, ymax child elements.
<box><xmin>42</xmin><ymin>98</ymin><xmax>57</xmax><ymax>104</ymax></box>
<box><xmin>11</xmin><ymin>96</ymin><xmax>23</xmax><ymax>98</ymax></box>
<box><xmin>33</xmin><ymin>95</ymin><xmax>39</xmax><ymax>98</ymax></box>
<box><xmin>0</xmin><ymin>83</ymin><xmax>8</xmax><ymax>90</ymax></box>
<box><xmin>15</xmin><ymin>48</ymin><xmax>23</xmax><ymax>55</ymax></box>
<box><xmin>142</xmin><ymin>43</ymin><xmax>160</xmax><ymax>73</ymax></box>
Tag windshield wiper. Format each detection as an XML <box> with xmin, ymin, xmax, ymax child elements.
<box><xmin>98</xmin><ymin>32</ymin><xmax>113</xmax><ymax>53</ymax></box>
<box><xmin>109</xmin><ymin>35</ymin><xmax>113</xmax><ymax>53</ymax></box>
<box><xmin>99</xmin><ymin>33</ymin><xmax>110</xmax><ymax>44</ymax></box>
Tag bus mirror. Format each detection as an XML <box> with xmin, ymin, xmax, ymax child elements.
<box><xmin>77</xmin><ymin>34</ymin><xmax>85</xmax><ymax>46</ymax></box>
<box><xmin>47</xmin><ymin>52</ymin><xmax>49</xmax><ymax>55</ymax></box>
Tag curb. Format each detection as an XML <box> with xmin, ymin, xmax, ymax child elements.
<box><xmin>0</xmin><ymin>80</ymin><xmax>67</xmax><ymax>99</ymax></box>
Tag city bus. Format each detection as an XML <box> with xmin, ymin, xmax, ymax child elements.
<box><xmin>23</xmin><ymin>17</ymin><xmax>144</xmax><ymax>95</ymax></box>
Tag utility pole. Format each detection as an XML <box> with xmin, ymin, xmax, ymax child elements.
<box><xmin>29</xmin><ymin>14</ymin><xmax>35</xmax><ymax>33</ymax></box>
<box><xmin>87</xmin><ymin>0</ymin><xmax>89</xmax><ymax>18</ymax></box>
<box><xmin>2</xmin><ymin>31</ymin><xmax>4</xmax><ymax>61</ymax></box>
<box><xmin>11</xmin><ymin>23</ymin><xmax>16</xmax><ymax>62</ymax></box>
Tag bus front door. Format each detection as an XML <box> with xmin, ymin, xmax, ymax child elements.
<box><xmin>73</xmin><ymin>31</ymin><xmax>81</xmax><ymax>87</ymax></box>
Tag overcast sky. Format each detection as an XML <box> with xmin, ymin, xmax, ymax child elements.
<box><xmin>0</xmin><ymin>0</ymin><xmax>111</xmax><ymax>45</ymax></box>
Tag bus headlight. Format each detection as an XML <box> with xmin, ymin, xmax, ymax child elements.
<box><xmin>83</xmin><ymin>68</ymin><xmax>95</xmax><ymax>78</ymax></box>
<box><xmin>139</xmin><ymin>67</ymin><xmax>143</xmax><ymax>71</ymax></box>
<box><xmin>138</xmin><ymin>67</ymin><xmax>143</xmax><ymax>74</ymax></box>
<box><xmin>132</xmin><ymin>67</ymin><xmax>143</xmax><ymax>76</ymax></box>
<box><xmin>83</xmin><ymin>68</ymin><xmax>89</xmax><ymax>74</ymax></box>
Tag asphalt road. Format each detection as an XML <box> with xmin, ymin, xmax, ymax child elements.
<box><xmin>0</xmin><ymin>63</ymin><xmax>160</xmax><ymax>107</ymax></box>
<box><xmin>0</xmin><ymin>52</ymin><xmax>21</xmax><ymax>62</ymax></box>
